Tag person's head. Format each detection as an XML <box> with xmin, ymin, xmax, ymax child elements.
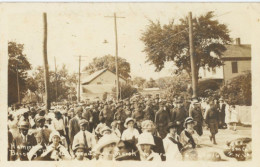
<box><xmin>95</xmin><ymin>134</ymin><xmax>119</xmax><ymax>157</ymax></box>
<box><xmin>19</xmin><ymin>121</ymin><xmax>29</xmax><ymax>136</ymax></box>
<box><xmin>111</xmin><ymin>121</ymin><xmax>117</xmax><ymax>129</ymax></box>
<box><xmin>79</xmin><ymin>119</ymin><xmax>88</xmax><ymax>131</ymax></box>
<box><xmin>100</xmin><ymin>126</ymin><xmax>112</xmax><ymax>136</ymax></box>
<box><xmin>167</xmin><ymin>122</ymin><xmax>178</xmax><ymax>135</ymax></box>
<box><xmin>184</xmin><ymin>117</ymin><xmax>196</xmax><ymax>131</ymax></box>
<box><xmin>34</xmin><ymin>132</ymin><xmax>43</xmax><ymax>144</ymax></box>
<box><xmin>73</xmin><ymin>144</ymin><xmax>86</xmax><ymax>160</ymax></box>
<box><xmin>124</xmin><ymin>118</ymin><xmax>135</xmax><ymax>129</ymax></box>
<box><xmin>76</xmin><ymin>107</ymin><xmax>83</xmax><ymax>118</ymax></box>
<box><xmin>141</xmin><ymin>120</ymin><xmax>155</xmax><ymax>134</ymax></box>
<box><xmin>36</xmin><ymin>116</ymin><xmax>46</xmax><ymax>128</ymax></box>
<box><xmin>137</xmin><ymin>133</ymin><xmax>154</xmax><ymax>155</ymax></box>
<box><xmin>193</xmin><ymin>102</ymin><xmax>201</xmax><ymax>109</ymax></box>
<box><xmin>50</xmin><ymin>131</ymin><xmax>61</xmax><ymax>147</ymax></box>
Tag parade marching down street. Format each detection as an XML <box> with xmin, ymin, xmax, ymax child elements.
<box><xmin>7</xmin><ymin>95</ymin><xmax>252</xmax><ymax>161</ymax></box>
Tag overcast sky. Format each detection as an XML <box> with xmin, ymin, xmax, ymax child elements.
<box><xmin>5</xmin><ymin>3</ymin><xmax>254</xmax><ymax>79</ymax></box>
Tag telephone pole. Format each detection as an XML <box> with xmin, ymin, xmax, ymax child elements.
<box><xmin>105</xmin><ymin>13</ymin><xmax>125</xmax><ymax>101</ymax></box>
<box><xmin>74</xmin><ymin>55</ymin><xmax>88</xmax><ymax>103</ymax></box>
<box><xmin>54</xmin><ymin>56</ymin><xmax>58</xmax><ymax>102</ymax></box>
<box><xmin>188</xmin><ymin>12</ymin><xmax>198</xmax><ymax>98</ymax></box>
<box><xmin>43</xmin><ymin>12</ymin><xmax>50</xmax><ymax>110</ymax></box>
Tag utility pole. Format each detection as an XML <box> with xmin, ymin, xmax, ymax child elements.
<box><xmin>43</xmin><ymin>12</ymin><xmax>50</xmax><ymax>110</ymax></box>
<box><xmin>188</xmin><ymin>12</ymin><xmax>198</xmax><ymax>99</ymax></box>
<box><xmin>105</xmin><ymin>13</ymin><xmax>125</xmax><ymax>101</ymax></box>
<box><xmin>16</xmin><ymin>63</ymin><xmax>20</xmax><ymax>104</ymax></box>
<box><xmin>74</xmin><ymin>56</ymin><xmax>88</xmax><ymax>103</ymax></box>
<box><xmin>54</xmin><ymin>56</ymin><xmax>58</xmax><ymax>102</ymax></box>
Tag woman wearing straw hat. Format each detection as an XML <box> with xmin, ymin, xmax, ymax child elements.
<box><xmin>72</xmin><ymin>143</ymin><xmax>90</xmax><ymax>161</ymax></box>
<box><xmin>40</xmin><ymin>131</ymin><xmax>71</xmax><ymax>161</ymax></box>
<box><xmin>136</xmin><ymin>132</ymin><xmax>161</xmax><ymax>161</ymax></box>
<box><xmin>121</xmin><ymin>117</ymin><xmax>139</xmax><ymax>143</ymax></box>
<box><xmin>179</xmin><ymin>117</ymin><xmax>200</xmax><ymax>152</ymax></box>
<box><xmin>92</xmin><ymin>134</ymin><xmax>120</xmax><ymax>161</ymax></box>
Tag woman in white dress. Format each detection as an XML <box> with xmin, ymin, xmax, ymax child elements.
<box><xmin>230</xmin><ymin>105</ymin><xmax>238</xmax><ymax>131</ymax></box>
<box><xmin>225</xmin><ymin>103</ymin><xmax>231</xmax><ymax>130</ymax></box>
<box><xmin>121</xmin><ymin>118</ymin><xmax>139</xmax><ymax>143</ymax></box>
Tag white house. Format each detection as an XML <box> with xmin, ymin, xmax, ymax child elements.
<box><xmin>199</xmin><ymin>38</ymin><xmax>251</xmax><ymax>83</ymax></box>
<box><xmin>80</xmin><ymin>69</ymin><xmax>127</xmax><ymax>101</ymax></box>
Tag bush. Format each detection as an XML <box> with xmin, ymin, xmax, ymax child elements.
<box><xmin>197</xmin><ymin>79</ymin><xmax>222</xmax><ymax>97</ymax></box>
<box><xmin>112</xmin><ymin>84</ymin><xmax>138</xmax><ymax>100</ymax></box>
<box><xmin>220</xmin><ymin>71</ymin><xmax>251</xmax><ymax>105</ymax></box>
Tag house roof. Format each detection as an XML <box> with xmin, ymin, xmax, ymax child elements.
<box><xmin>81</xmin><ymin>68</ymin><xmax>126</xmax><ymax>85</ymax></box>
<box><xmin>222</xmin><ymin>44</ymin><xmax>251</xmax><ymax>59</ymax></box>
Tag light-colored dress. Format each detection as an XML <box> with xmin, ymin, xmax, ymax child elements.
<box><xmin>230</xmin><ymin>107</ymin><xmax>239</xmax><ymax>123</ymax></box>
<box><xmin>163</xmin><ymin>133</ymin><xmax>182</xmax><ymax>161</ymax></box>
<box><xmin>121</xmin><ymin>128</ymin><xmax>139</xmax><ymax>141</ymax></box>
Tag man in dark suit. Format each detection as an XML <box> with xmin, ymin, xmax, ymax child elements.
<box><xmin>171</xmin><ymin>99</ymin><xmax>187</xmax><ymax>135</ymax></box>
<box><xmin>219</xmin><ymin>98</ymin><xmax>226</xmax><ymax>129</ymax></box>
<box><xmin>69</xmin><ymin>107</ymin><xmax>83</xmax><ymax>147</ymax></box>
<box><xmin>13</xmin><ymin>121</ymin><xmax>37</xmax><ymax>161</ymax></box>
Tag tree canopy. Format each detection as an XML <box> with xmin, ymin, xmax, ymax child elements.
<box><xmin>83</xmin><ymin>55</ymin><xmax>131</xmax><ymax>79</ymax></box>
<box><xmin>140</xmin><ymin>11</ymin><xmax>231</xmax><ymax>78</ymax></box>
<box><xmin>8</xmin><ymin>42</ymin><xmax>31</xmax><ymax>105</ymax></box>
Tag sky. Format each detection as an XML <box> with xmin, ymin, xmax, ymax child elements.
<box><xmin>5</xmin><ymin>3</ymin><xmax>255</xmax><ymax>79</ymax></box>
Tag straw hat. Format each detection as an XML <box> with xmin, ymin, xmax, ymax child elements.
<box><xmin>137</xmin><ymin>132</ymin><xmax>155</xmax><ymax>146</ymax></box>
<box><xmin>93</xmin><ymin>134</ymin><xmax>119</xmax><ymax>154</ymax></box>
<box><xmin>100</xmin><ymin>126</ymin><xmax>112</xmax><ymax>136</ymax></box>
<box><xmin>124</xmin><ymin>117</ymin><xmax>135</xmax><ymax>128</ymax></box>
<box><xmin>184</xmin><ymin>117</ymin><xmax>197</xmax><ymax>128</ymax></box>
<box><xmin>49</xmin><ymin>131</ymin><xmax>61</xmax><ymax>142</ymax></box>
<box><xmin>19</xmin><ymin>121</ymin><xmax>30</xmax><ymax>129</ymax></box>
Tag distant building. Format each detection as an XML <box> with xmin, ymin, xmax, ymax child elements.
<box><xmin>199</xmin><ymin>38</ymin><xmax>251</xmax><ymax>83</ymax></box>
<box><xmin>80</xmin><ymin>69</ymin><xmax>127</xmax><ymax>101</ymax></box>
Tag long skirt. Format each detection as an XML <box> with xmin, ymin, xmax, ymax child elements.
<box><xmin>208</xmin><ymin>119</ymin><xmax>218</xmax><ymax>135</ymax></box>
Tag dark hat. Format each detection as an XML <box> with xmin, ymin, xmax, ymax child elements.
<box><xmin>35</xmin><ymin>115</ymin><xmax>45</xmax><ymax>122</ymax></box>
<box><xmin>167</xmin><ymin>122</ymin><xmax>178</xmax><ymax>131</ymax></box>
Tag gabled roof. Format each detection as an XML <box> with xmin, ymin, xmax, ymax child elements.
<box><xmin>81</xmin><ymin>68</ymin><xmax>126</xmax><ymax>85</ymax></box>
<box><xmin>222</xmin><ymin>44</ymin><xmax>251</xmax><ymax>59</ymax></box>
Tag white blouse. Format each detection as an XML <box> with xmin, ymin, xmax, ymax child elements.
<box><xmin>121</xmin><ymin>128</ymin><xmax>139</xmax><ymax>141</ymax></box>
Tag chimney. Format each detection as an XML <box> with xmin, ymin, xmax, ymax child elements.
<box><xmin>235</xmin><ymin>38</ymin><xmax>241</xmax><ymax>45</ymax></box>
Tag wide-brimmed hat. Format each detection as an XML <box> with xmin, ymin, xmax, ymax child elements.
<box><xmin>124</xmin><ymin>117</ymin><xmax>135</xmax><ymax>128</ymax></box>
<box><xmin>100</xmin><ymin>126</ymin><xmax>112</xmax><ymax>136</ymax></box>
<box><xmin>35</xmin><ymin>115</ymin><xmax>45</xmax><ymax>122</ymax></box>
<box><xmin>49</xmin><ymin>131</ymin><xmax>61</xmax><ymax>142</ymax></box>
<box><xmin>19</xmin><ymin>121</ymin><xmax>30</xmax><ymax>129</ymax></box>
<box><xmin>184</xmin><ymin>117</ymin><xmax>197</xmax><ymax>128</ymax></box>
<box><xmin>72</xmin><ymin>143</ymin><xmax>86</xmax><ymax>152</ymax></box>
<box><xmin>93</xmin><ymin>134</ymin><xmax>120</xmax><ymax>154</ymax></box>
<box><xmin>141</xmin><ymin>120</ymin><xmax>155</xmax><ymax>130</ymax></box>
<box><xmin>79</xmin><ymin>119</ymin><xmax>88</xmax><ymax>126</ymax></box>
<box><xmin>137</xmin><ymin>132</ymin><xmax>155</xmax><ymax>146</ymax></box>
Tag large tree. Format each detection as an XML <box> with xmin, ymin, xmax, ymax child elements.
<box><xmin>141</xmin><ymin>11</ymin><xmax>231</xmax><ymax>81</ymax></box>
<box><xmin>8</xmin><ymin>42</ymin><xmax>31</xmax><ymax>106</ymax></box>
<box><xmin>132</xmin><ymin>77</ymin><xmax>146</xmax><ymax>88</ymax></box>
<box><xmin>30</xmin><ymin>65</ymin><xmax>78</xmax><ymax>103</ymax></box>
<box><xmin>83</xmin><ymin>55</ymin><xmax>131</xmax><ymax>79</ymax></box>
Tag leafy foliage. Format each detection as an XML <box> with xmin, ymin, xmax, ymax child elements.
<box><xmin>197</xmin><ymin>79</ymin><xmax>222</xmax><ymax>97</ymax></box>
<box><xmin>84</xmin><ymin>55</ymin><xmax>131</xmax><ymax>79</ymax></box>
<box><xmin>140</xmin><ymin>11</ymin><xmax>231</xmax><ymax>80</ymax></box>
<box><xmin>112</xmin><ymin>84</ymin><xmax>138</xmax><ymax>100</ymax></box>
<box><xmin>220</xmin><ymin>71</ymin><xmax>251</xmax><ymax>106</ymax></box>
<box><xmin>144</xmin><ymin>78</ymin><xmax>158</xmax><ymax>88</ymax></box>
<box><xmin>132</xmin><ymin>77</ymin><xmax>146</xmax><ymax>88</ymax></box>
<box><xmin>8</xmin><ymin>42</ymin><xmax>31</xmax><ymax>105</ymax></box>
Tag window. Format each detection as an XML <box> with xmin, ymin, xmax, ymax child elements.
<box><xmin>212</xmin><ymin>68</ymin><xmax>216</xmax><ymax>75</ymax></box>
<box><xmin>231</xmin><ymin>62</ymin><xmax>238</xmax><ymax>73</ymax></box>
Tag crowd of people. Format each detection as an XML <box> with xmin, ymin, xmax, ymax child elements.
<box><xmin>7</xmin><ymin>94</ymin><xmax>244</xmax><ymax>161</ymax></box>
